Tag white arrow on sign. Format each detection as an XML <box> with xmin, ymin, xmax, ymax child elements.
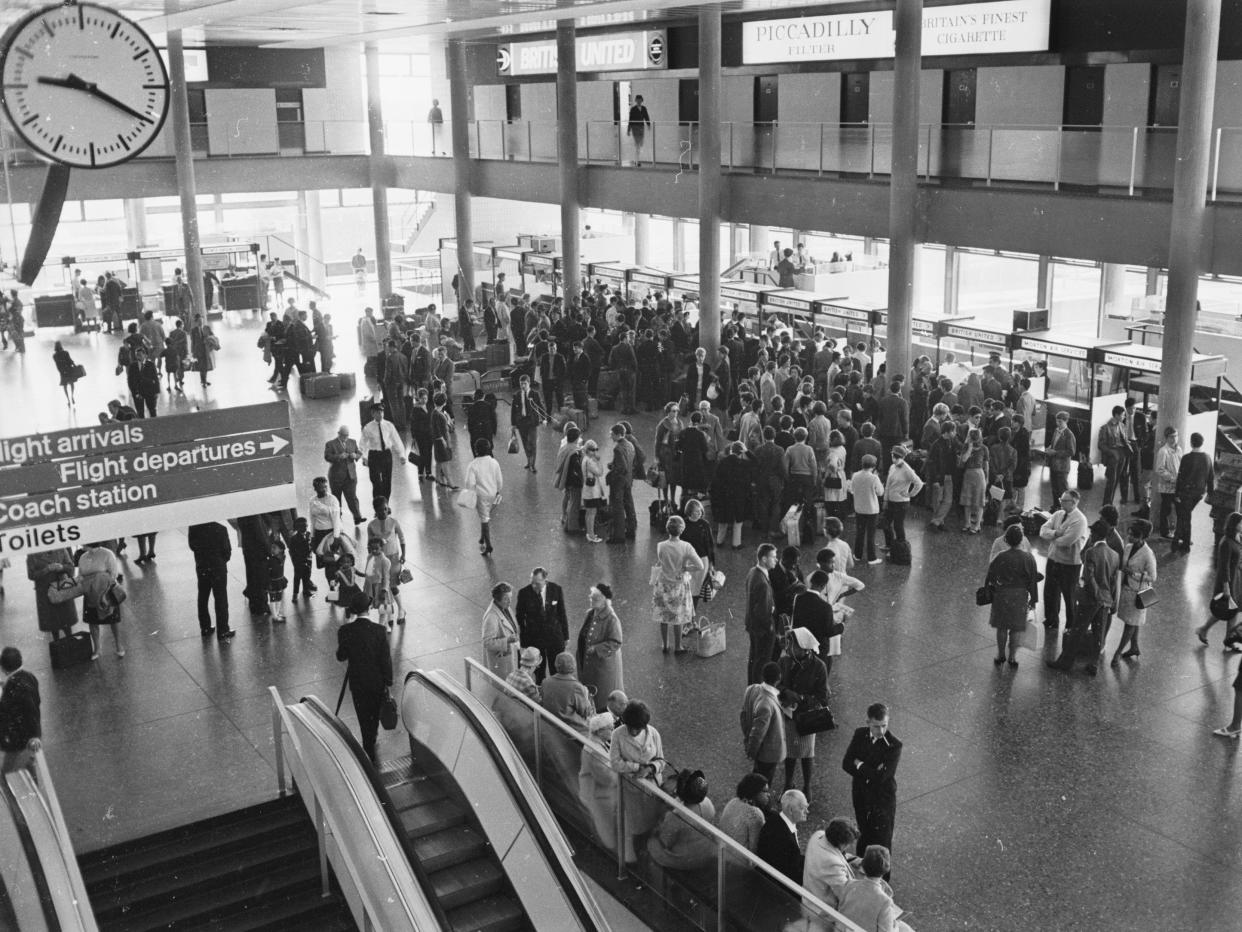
<box><xmin>259</xmin><ymin>434</ymin><xmax>290</xmax><ymax>455</ymax></box>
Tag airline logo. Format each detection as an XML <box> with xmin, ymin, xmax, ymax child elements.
<box><xmin>498</xmin><ymin>30</ymin><xmax>669</xmax><ymax>75</ymax></box>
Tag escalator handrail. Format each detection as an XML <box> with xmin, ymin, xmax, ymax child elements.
<box><xmin>1</xmin><ymin>772</ymin><xmax>63</xmax><ymax>932</ymax></box>
<box><xmin>407</xmin><ymin>669</ymin><xmax>608</xmax><ymax>931</ymax></box>
<box><xmin>294</xmin><ymin>696</ymin><xmax>453</xmax><ymax>931</ymax></box>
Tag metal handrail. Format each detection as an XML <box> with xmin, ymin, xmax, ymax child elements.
<box><xmin>463</xmin><ymin>657</ymin><xmax>866</xmax><ymax>932</ymax></box>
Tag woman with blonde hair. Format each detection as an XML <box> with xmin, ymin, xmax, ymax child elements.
<box><xmin>651</xmin><ymin>514</ymin><xmax>704</xmax><ymax>654</ymax></box>
<box><xmin>581</xmin><ymin>439</ymin><xmax>608</xmax><ymax>543</ymax></box>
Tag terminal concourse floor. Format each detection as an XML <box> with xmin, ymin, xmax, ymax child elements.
<box><xmin>1</xmin><ymin>305</ymin><xmax>1240</xmax><ymax>932</ymax></box>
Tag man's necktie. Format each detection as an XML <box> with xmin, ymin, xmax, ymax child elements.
<box><xmin>379</xmin><ymin>426</ymin><xmax>386</xmax><ymax>452</ymax></box>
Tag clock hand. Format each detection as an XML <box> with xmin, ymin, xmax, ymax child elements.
<box><xmin>36</xmin><ymin>73</ymin><xmax>152</xmax><ymax>124</ymax></box>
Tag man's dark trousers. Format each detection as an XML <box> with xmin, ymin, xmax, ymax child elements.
<box><xmin>368</xmin><ymin>450</ymin><xmax>393</xmax><ymax>500</ymax></box>
<box><xmin>196</xmin><ymin>559</ymin><xmax>230</xmax><ymax>635</ymax></box>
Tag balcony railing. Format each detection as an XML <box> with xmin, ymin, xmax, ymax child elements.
<box><xmin>4</xmin><ymin>119</ymin><xmax>1242</xmax><ymax>200</ymax></box>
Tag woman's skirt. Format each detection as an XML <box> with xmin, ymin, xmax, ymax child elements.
<box><xmin>652</xmin><ymin>576</ymin><xmax>693</xmax><ymax>627</ymax></box>
<box><xmin>961</xmin><ymin>467</ymin><xmax>987</xmax><ymax>509</ymax></box>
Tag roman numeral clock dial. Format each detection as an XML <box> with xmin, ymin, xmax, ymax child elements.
<box><xmin>1</xmin><ymin>2</ymin><xmax>170</xmax><ymax>168</ymax></box>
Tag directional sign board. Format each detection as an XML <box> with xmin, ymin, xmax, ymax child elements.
<box><xmin>0</xmin><ymin>402</ymin><xmax>296</xmax><ymax>556</ymax></box>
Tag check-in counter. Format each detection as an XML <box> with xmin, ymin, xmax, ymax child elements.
<box><xmin>669</xmin><ymin>273</ymin><xmax>699</xmax><ymax>303</ymax></box>
<box><xmin>588</xmin><ymin>261</ymin><xmax>633</xmax><ymax>295</ymax></box>
<box><xmin>935</xmin><ymin>318</ymin><xmax>1014</xmax><ymax>368</ymax></box>
<box><xmin>721</xmin><ymin>281</ymin><xmax>790</xmax><ymax>333</ymax></box>
<box><xmin>872</xmin><ymin>309</ymin><xmax>940</xmax><ymax>362</ymax></box>
<box><xmin>626</xmin><ymin>267</ymin><xmax>674</xmax><ymax>304</ymax></box>
<box><xmin>220</xmin><ymin>275</ymin><xmax>261</xmax><ymax>311</ymax></box>
<box><xmin>523</xmin><ymin>251</ymin><xmax>563</xmax><ymax>297</ymax></box>
<box><xmin>813</xmin><ymin>298</ymin><xmax>880</xmax><ymax>346</ymax></box>
<box><xmin>760</xmin><ymin>289</ymin><xmax>847</xmax><ymax>338</ymax></box>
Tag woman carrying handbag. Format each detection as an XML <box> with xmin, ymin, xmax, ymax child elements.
<box><xmin>1199</xmin><ymin>511</ymin><xmax>1242</xmax><ymax>650</ymax></box>
<box><xmin>1111</xmin><ymin>519</ymin><xmax>1158</xmax><ymax>664</ymax></box>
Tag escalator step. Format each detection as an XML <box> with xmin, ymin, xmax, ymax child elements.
<box><xmin>429</xmin><ymin>857</ymin><xmax>506</xmax><ymax>909</ymax></box>
<box><xmin>386</xmin><ymin>776</ymin><xmax>449</xmax><ymax>811</ymax></box>
<box><xmin>447</xmin><ymin>893</ymin><xmax>531</xmax><ymax>932</ymax></box>
<box><xmin>413</xmin><ymin>824</ymin><xmax>489</xmax><ymax>872</ymax></box>
<box><xmin>399</xmin><ymin>796</ymin><xmax>467</xmax><ymax>839</ymax></box>
<box><xmin>181</xmin><ymin>891</ymin><xmax>355</xmax><ymax>932</ymax></box>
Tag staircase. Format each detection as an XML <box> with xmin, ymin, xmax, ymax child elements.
<box><xmin>381</xmin><ymin>751</ymin><xmax>533</xmax><ymax>932</ymax></box>
<box><xmin>78</xmin><ymin>795</ymin><xmax>356</xmax><ymax>932</ymax></box>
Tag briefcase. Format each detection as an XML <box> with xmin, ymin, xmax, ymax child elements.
<box><xmin>50</xmin><ymin>632</ymin><xmax>93</xmax><ymax>669</ymax></box>
<box><xmin>301</xmin><ymin>373</ymin><xmax>340</xmax><ymax>398</ymax></box>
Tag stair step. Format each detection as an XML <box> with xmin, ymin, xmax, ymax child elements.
<box><xmin>181</xmin><ymin>892</ymin><xmax>355</xmax><ymax>932</ymax></box>
<box><xmin>90</xmin><ymin>833</ymin><xmax>318</xmax><ymax>920</ymax></box>
<box><xmin>81</xmin><ymin>807</ymin><xmax>312</xmax><ymax>888</ymax></box>
<box><xmin>447</xmin><ymin>893</ymin><xmax>530</xmax><ymax>932</ymax></box>
<box><xmin>413</xmin><ymin>823</ymin><xmax>489</xmax><ymax>872</ymax></box>
<box><xmin>79</xmin><ymin>796</ymin><xmax>301</xmax><ymax>878</ymax></box>
<box><xmin>429</xmin><ymin>856</ymin><xmax>506</xmax><ymax>910</ymax></box>
<box><xmin>99</xmin><ymin>862</ymin><xmax>322</xmax><ymax>932</ymax></box>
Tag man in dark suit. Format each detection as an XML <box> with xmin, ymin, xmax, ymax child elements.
<box><xmin>188</xmin><ymin>521</ymin><xmax>235</xmax><ymax>641</ymax></box>
<box><xmin>713</xmin><ymin>346</ymin><xmax>733</xmax><ymax>412</ymax></box>
<box><xmin>685</xmin><ymin>346</ymin><xmax>713</xmax><ymax>409</ymax></box>
<box><xmin>745</xmin><ymin>544</ymin><xmax>779</xmax><ymax>684</ymax></box>
<box><xmin>324</xmin><ymin>425</ymin><xmax>364</xmax><ymax>525</ymax></box>
<box><xmin>335</xmin><ymin>593</ymin><xmax>393</xmax><ymax>765</ymax></box>
<box><xmin>756</xmin><ymin>789</ymin><xmax>809</xmax><ymax>884</ymax></box>
<box><xmin>842</xmin><ymin>702</ymin><xmax>902</xmax><ymax>868</ymax></box>
<box><xmin>515</xmin><ymin>567</ymin><xmax>569</xmax><ymax>683</ymax></box>
<box><xmin>606</xmin><ymin>424</ymin><xmax>637</xmax><ymax>543</ymax></box>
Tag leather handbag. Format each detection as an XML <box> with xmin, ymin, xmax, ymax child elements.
<box><xmin>379</xmin><ymin>689</ymin><xmax>399</xmax><ymax>730</ymax></box>
<box><xmin>794</xmin><ymin>705</ymin><xmax>836</xmax><ymax>736</ymax></box>
<box><xmin>1210</xmin><ymin>591</ymin><xmax>1238</xmax><ymax>621</ymax></box>
<box><xmin>1134</xmin><ymin>573</ymin><xmax>1158</xmax><ymax>609</ymax></box>
<box><xmin>975</xmin><ymin>585</ymin><xmax>994</xmax><ymax>606</ymax></box>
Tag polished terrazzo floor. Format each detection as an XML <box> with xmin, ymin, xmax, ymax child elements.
<box><xmin>1</xmin><ymin>296</ymin><xmax>1239</xmax><ymax>932</ymax></box>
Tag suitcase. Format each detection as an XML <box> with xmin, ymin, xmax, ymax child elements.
<box><xmin>301</xmin><ymin>373</ymin><xmax>340</xmax><ymax>398</ymax></box>
<box><xmin>485</xmin><ymin>342</ymin><xmax>511</xmax><ymax>367</ymax></box>
<box><xmin>598</xmin><ymin>394</ymin><xmax>618</xmax><ymax>411</ymax></box>
<box><xmin>50</xmin><ymin>631</ymin><xmax>93</xmax><ymax>669</ymax></box>
<box><xmin>337</xmin><ymin>372</ymin><xmax>356</xmax><ymax>391</ymax></box>
<box><xmin>1022</xmin><ymin>510</ymin><xmax>1049</xmax><ymax>537</ymax></box>
<box><xmin>452</xmin><ymin>369</ymin><xmax>481</xmax><ymax>403</ymax></box>
<box><xmin>887</xmin><ymin>538</ymin><xmax>912</xmax><ymax>566</ymax></box>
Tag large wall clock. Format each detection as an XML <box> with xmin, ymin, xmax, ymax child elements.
<box><xmin>1</xmin><ymin>1</ymin><xmax>171</xmax><ymax>168</ymax></box>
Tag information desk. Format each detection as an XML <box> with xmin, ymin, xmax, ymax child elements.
<box><xmin>760</xmin><ymin>290</ymin><xmax>847</xmax><ymax>338</ymax></box>
<box><xmin>33</xmin><ymin>294</ymin><xmax>75</xmax><ymax>329</ymax></box>
<box><xmin>935</xmin><ymin>318</ymin><xmax>1014</xmax><ymax>368</ymax></box>
<box><xmin>220</xmin><ymin>276</ymin><xmax>261</xmax><ymax>312</ymax></box>
<box><xmin>872</xmin><ymin>310</ymin><xmax>939</xmax><ymax>363</ymax></box>
<box><xmin>626</xmin><ymin>267</ymin><xmax>674</xmax><ymax>303</ymax></box>
<box><xmin>721</xmin><ymin>281</ymin><xmax>789</xmax><ymax>332</ymax></box>
<box><xmin>587</xmin><ymin>261</ymin><xmax>632</xmax><ymax>294</ymax></box>
<box><xmin>813</xmin><ymin>299</ymin><xmax>880</xmax><ymax>346</ymax></box>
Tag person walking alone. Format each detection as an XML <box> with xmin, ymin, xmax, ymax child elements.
<box><xmin>336</xmin><ymin>593</ymin><xmax>393</xmax><ymax>765</ymax></box>
<box><xmin>188</xmin><ymin>522</ymin><xmax>235</xmax><ymax>641</ymax></box>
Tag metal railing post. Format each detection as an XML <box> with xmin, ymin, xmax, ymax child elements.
<box><xmin>316</xmin><ymin>797</ymin><xmax>331</xmax><ymax>897</ymax></box>
<box><xmin>986</xmin><ymin>127</ymin><xmax>994</xmax><ymax>186</ymax></box>
<box><xmin>716</xmin><ymin>845</ymin><xmax>728</xmax><ymax>932</ymax></box>
<box><xmin>818</xmin><ymin>122</ymin><xmax>825</xmax><ymax>176</ymax></box>
<box><xmin>614</xmin><ymin>779</ymin><xmax>627</xmax><ymax>880</ymax></box>
<box><xmin>272</xmin><ymin>700</ymin><xmax>286</xmax><ymax>796</ymax></box>
<box><xmin>527</xmin><ymin>120</ymin><xmax>533</xmax><ymax>162</ymax></box>
<box><xmin>1212</xmin><ymin>126</ymin><xmax>1222</xmax><ymax>201</ymax></box>
<box><xmin>1129</xmin><ymin>125</ymin><xmax>1139</xmax><ymax>196</ymax></box>
<box><xmin>585</xmin><ymin>123</ymin><xmax>591</xmax><ymax>163</ymax></box>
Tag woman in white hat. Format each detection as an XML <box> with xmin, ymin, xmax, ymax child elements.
<box><xmin>506</xmin><ymin>646</ymin><xmax>542</xmax><ymax>702</ymax></box>
<box><xmin>779</xmin><ymin>627</ymin><xmax>829</xmax><ymax>799</ymax></box>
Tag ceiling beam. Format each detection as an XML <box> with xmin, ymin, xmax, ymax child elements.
<box><xmin>140</xmin><ymin>0</ymin><xmax>318</xmax><ymax>36</ymax></box>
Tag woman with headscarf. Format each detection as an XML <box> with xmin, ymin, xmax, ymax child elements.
<box><xmin>482</xmin><ymin>581</ymin><xmax>520</xmax><ymax>679</ymax></box>
<box><xmin>652</xmin><ymin>515</ymin><xmax>705</xmax><ymax>655</ymax></box>
<box><xmin>779</xmin><ymin>627</ymin><xmax>829</xmax><ymax>798</ymax></box>
<box><xmin>577</xmin><ymin>583</ymin><xmax>623</xmax><ymax>711</ymax></box>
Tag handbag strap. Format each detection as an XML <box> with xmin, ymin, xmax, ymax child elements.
<box><xmin>335</xmin><ymin>665</ymin><xmax>350</xmax><ymax>715</ymax></box>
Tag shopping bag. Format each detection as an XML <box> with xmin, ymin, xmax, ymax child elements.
<box><xmin>782</xmin><ymin>505</ymin><xmax>802</xmax><ymax>547</ymax></box>
<box><xmin>507</xmin><ymin>428</ymin><xmax>521</xmax><ymax>455</ymax></box>
<box><xmin>1022</xmin><ymin>612</ymin><xmax>1045</xmax><ymax>650</ymax></box>
<box><xmin>691</xmin><ymin>616</ymin><xmax>726</xmax><ymax>658</ymax></box>
<box><xmin>456</xmin><ymin>488</ymin><xmax>478</xmax><ymax>509</ymax></box>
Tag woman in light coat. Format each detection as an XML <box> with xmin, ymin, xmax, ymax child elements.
<box><xmin>1112</xmin><ymin>518</ymin><xmax>1157</xmax><ymax>664</ymax></box>
<box><xmin>609</xmin><ymin>700</ymin><xmax>665</xmax><ymax>864</ymax></box>
<box><xmin>481</xmin><ymin>581</ymin><xmax>520</xmax><ymax>679</ymax></box>
<box><xmin>577</xmin><ymin>583</ymin><xmax>623</xmax><ymax>712</ymax></box>
<box><xmin>803</xmin><ymin>817</ymin><xmax>863</xmax><ymax>912</ymax></box>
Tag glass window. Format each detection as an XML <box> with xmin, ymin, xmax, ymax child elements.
<box><xmin>83</xmin><ymin>199</ymin><xmax>123</xmax><ymax>220</ymax></box>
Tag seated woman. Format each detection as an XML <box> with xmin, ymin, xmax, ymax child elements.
<box><xmin>837</xmin><ymin>846</ymin><xmax>916</xmax><ymax>932</ymax></box>
<box><xmin>716</xmin><ymin>773</ymin><xmax>770</xmax><ymax>853</ymax></box>
<box><xmin>647</xmin><ymin>770</ymin><xmax>716</xmax><ymax>871</ymax></box>
<box><xmin>802</xmin><ymin>816</ymin><xmax>863</xmax><ymax>909</ymax></box>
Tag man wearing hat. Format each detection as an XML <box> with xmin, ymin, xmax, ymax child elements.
<box><xmin>335</xmin><ymin>593</ymin><xmax>392</xmax><ymax>764</ymax></box>
<box><xmin>880</xmin><ymin>446</ymin><xmax>923</xmax><ymax>553</ymax></box>
<box><xmin>540</xmin><ymin>653</ymin><xmax>594</xmax><ymax>732</ymax></box>
<box><xmin>506</xmin><ymin>647</ymin><xmax>542</xmax><ymax>702</ymax></box>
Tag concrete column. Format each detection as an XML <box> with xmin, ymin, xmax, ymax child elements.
<box><xmin>1145</xmin><ymin>267</ymin><xmax>1162</xmax><ymax>295</ymax></box>
<box><xmin>556</xmin><ymin>23</ymin><xmax>580</xmax><ymax>301</ymax></box>
<box><xmin>884</xmin><ymin>0</ymin><xmax>923</xmax><ymax>390</ymax></box>
<box><xmin>123</xmin><ymin>199</ymin><xmax>149</xmax><ymax>249</ymax></box>
<box><xmin>864</xmin><ymin>237</ymin><xmax>879</xmax><ymax>257</ymax></box>
<box><xmin>634</xmin><ymin>213</ymin><xmax>651</xmax><ymax>266</ymax></box>
<box><xmin>673</xmin><ymin>219</ymin><xmax>686</xmax><ymax>271</ymax></box>
<box><xmin>749</xmin><ymin>224</ymin><xmax>770</xmax><ymax>259</ymax></box>
<box><xmin>698</xmin><ymin>6</ymin><xmax>723</xmax><ymax>357</ymax></box>
<box><xmin>1099</xmin><ymin>263</ymin><xmax>1128</xmax><ymax>335</ymax></box>
<box><xmin>364</xmin><ymin>42</ymin><xmax>392</xmax><ymax>300</ymax></box>
<box><xmin>212</xmin><ymin>193</ymin><xmax>224</xmax><ymax>229</ymax></box>
<box><xmin>1159</xmin><ymin>0</ymin><xmax>1221</xmax><ymax>444</ymax></box>
<box><xmin>448</xmin><ymin>39</ymin><xmax>475</xmax><ymax>306</ymax></box>
<box><xmin>1036</xmin><ymin>255</ymin><xmax>1054</xmax><ymax>311</ymax></box>
<box><xmin>943</xmin><ymin>245</ymin><xmax>961</xmax><ymax>317</ymax></box>
<box><xmin>306</xmin><ymin>190</ymin><xmax>325</xmax><ymax>290</ymax></box>
<box><xmin>166</xmin><ymin>32</ymin><xmax>205</xmax><ymax>322</ymax></box>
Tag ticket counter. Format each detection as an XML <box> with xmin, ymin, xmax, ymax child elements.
<box><xmin>813</xmin><ymin>299</ymin><xmax>879</xmax><ymax>348</ymax></box>
<box><xmin>721</xmin><ymin>281</ymin><xmax>790</xmax><ymax>333</ymax></box>
<box><xmin>872</xmin><ymin>310</ymin><xmax>939</xmax><ymax>364</ymax></box>
<box><xmin>760</xmin><ymin>290</ymin><xmax>847</xmax><ymax>339</ymax></box>
<box><xmin>626</xmin><ymin>267</ymin><xmax>674</xmax><ymax>305</ymax></box>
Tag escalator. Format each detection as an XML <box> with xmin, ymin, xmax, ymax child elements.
<box><xmin>77</xmin><ymin>795</ymin><xmax>356</xmax><ymax>932</ymax></box>
<box><xmin>284</xmin><ymin>267</ymin><xmax>330</xmax><ymax>300</ymax></box>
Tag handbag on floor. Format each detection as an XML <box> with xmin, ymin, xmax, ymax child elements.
<box><xmin>688</xmin><ymin>615</ymin><xmax>726</xmax><ymax>658</ymax></box>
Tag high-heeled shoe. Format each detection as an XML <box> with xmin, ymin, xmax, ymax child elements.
<box><xmin>993</xmin><ymin>656</ymin><xmax>1005</xmax><ymax>666</ymax></box>
<box><xmin>1212</xmin><ymin>726</ymin><xmax>1241</xmax><ymax>738</ymax></box>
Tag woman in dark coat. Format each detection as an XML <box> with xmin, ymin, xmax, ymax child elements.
<box><xmin>984</xmin><ymin>524</ymin><xmax>1040</xmax><ymax>666</ymax></box>
<box><xmin>27</xmin><ymin>548</ymin><xmax>79</xmax><ymax>639</ymax></box>
<box><xmin>779</xmin><ymin>629</ymin><xmax>829</xmax><ymax>795</ymax></box>
<box><xmin>681</xmin><ymin>498</ymin><xmax>716</xmax><ymax>607</ymax></box>
<box><xmin>677</xmin><ymin>415</ymin><xmax>711</xmax><ymax>501</ymax></box>
<box><xmin>408</xmin><ymin>388</ymin><xmax>434</xmax><ymax>481</ymax></box>
<box><xmin>52</xmin><ymin>341</ymin><xmax>81</xmax><ymax>405</ymax></box>
<box><xmin>711</xmin><ymin>441</ymin><xmax>755</xmax><ymax>550</ymax></box>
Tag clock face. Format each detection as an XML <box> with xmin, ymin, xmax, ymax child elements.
<box><xmin>0</xmin><ymin>3</ymin><xmax>170</xmax><ymax>168</ymax></box>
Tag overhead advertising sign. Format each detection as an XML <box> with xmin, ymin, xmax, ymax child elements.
<box><xmin>741</xmin><ymin>0</ymin><xmax>1051</xmax><ymax>64</ymax></box>
<box><xmin>498</xmin><ymin>29</ymin><xmax>667</xmax><ymax>76</ymax></box>
<box><xmin>0</xmin><ymin>403</ymin><xmax>295</xmax><ymax>555</ymax></box>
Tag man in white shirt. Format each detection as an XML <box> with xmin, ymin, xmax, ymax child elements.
<box><xmin>1039</xmin><ymin>489</ymin><xmax>1089</xmax><ymax>630</ymax></box>
<box><xmin>359</xmin><ymin>403</ymin><xmax>406</xmax><ymax>502</ymax></box>
<box><xmin>1152</xmin><ymin>426</ymin><xmax>1183</xmax><ymax>538</ymax></box>
<box><xmin>307</xmin><ymin>476</ymin><xmax>341</xmax><ymax>552</ymax></box>
<box><xmin>880</xmin><ymin>446</ymin><xmax>925</xmax><ymax>551</ymax></box>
